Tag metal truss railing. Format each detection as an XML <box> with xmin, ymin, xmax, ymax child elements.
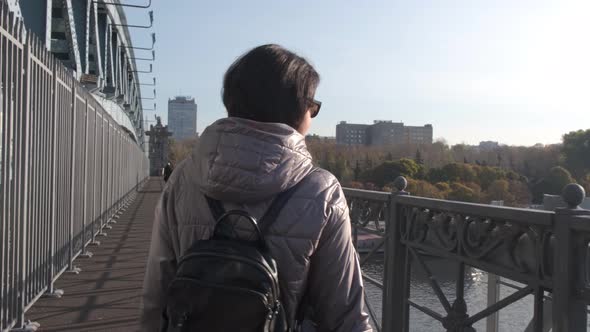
<box><xmin>0</xmin><ymin>4</ymin><xmax>149</xmax><ymax>331</ymax></box>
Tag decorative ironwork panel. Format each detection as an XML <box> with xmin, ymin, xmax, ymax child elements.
<box><xmin>397</xmin><ymin>199</ymin><xmax>555</xmax><ymax>287</ymax></box>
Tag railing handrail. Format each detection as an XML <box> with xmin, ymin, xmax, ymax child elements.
<box><xmin>343</xmin><ymin>187</ymin><xmax>390</xmax><ymax>202</ymax></box>
<box><xmin>394</xmin><ymin>194</ymin><xmax>555</xmax><ymax>226</ymax></box>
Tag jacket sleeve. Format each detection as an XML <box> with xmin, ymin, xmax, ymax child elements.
<box><xmin>306</xmin><ymin>200</ymin><xmax>372</xmax><ymax>332</ymax></box>
<box><xmin>140</xmin><ymin>190</ymin><xmax>177</xmax><ymax>332</ymax></box>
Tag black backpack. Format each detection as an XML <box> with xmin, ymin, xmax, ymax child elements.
<box><xmin>162</xmin><ymin>183</ymin><xmax>302</xmax><ymax>332</ymax></box>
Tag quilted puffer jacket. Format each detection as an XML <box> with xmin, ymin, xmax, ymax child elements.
<box><xmin>141</xmin><ymin>117</ymin><xmax>372</xmax><ymax>332</ymax></box>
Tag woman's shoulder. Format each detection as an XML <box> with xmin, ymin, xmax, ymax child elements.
<box><xmin>294</xmin><ymin>167</ymin><xmax>346</xmax><ymax>207</ymax></box>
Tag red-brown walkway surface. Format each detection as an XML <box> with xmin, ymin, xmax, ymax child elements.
<box><xmin>26</xmin><ymin>178</ymin><xmax>163</xmax><ymax>332</ymax></box>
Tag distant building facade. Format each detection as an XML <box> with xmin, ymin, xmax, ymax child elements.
<box><xmin>145</xmin><ymin>116</ymin><xmax>172</xmax><ymax>176</ymax></box>
<box><xmin>478</xmin><ymin>141</ymin><xmax>500</xmax><ymax>151</ymax></box>
<box><xmin>168</xmin><ymin>96</ymin><xmax>197</xmax><ymax>141</ymax></box>
<box><xmin>403</xmin><ymin>125</ymin><xmax>433</xmax><ymax>145</ymax></box>
<box><xmin>336</xmin><ymin>121</ymin><xmax>433</xmax><ymax>146</ymax></box>
<box><xmin>336</xmin><ymin>123</ymin><xmax>370</xmax><ymax>145</ymax></box>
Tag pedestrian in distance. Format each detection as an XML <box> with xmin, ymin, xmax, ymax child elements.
<box><xmin>163</xmin><ymin>162</ymin><xmax>173</xmax><ymax>182</ymax></box>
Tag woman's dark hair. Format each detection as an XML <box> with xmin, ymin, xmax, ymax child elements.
<box><xmin>222</xmin><ymin>44</ymin><xmax>320</xmax><ymax>129</ymax></box>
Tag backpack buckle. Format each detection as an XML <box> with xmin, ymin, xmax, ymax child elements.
<box><xmin>267</xmin><ymin>300</ymin><xmax>281</xmax><ymax>320</ymax></box>
<box><xmin>172</xmin><ymin>312</ymin><xmax>188</xmax><ymax>328</ymax></box>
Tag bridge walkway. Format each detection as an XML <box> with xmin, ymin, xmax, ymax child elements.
<box><xmin>25</xmin><ymin>179</ymin><xmax>163</xmax><ymax>332</ymax></box>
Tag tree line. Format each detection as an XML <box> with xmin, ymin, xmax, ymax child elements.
<box><xmin>307</xmin><ymin>129</ymin><xmax>590</xmax><ymax>207</ymax></box>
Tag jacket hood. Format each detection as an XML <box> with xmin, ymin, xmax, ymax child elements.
<box><xmin>189</xmin><ymin>117</ymin><xmax>315</xmax><ymax>203</ymax></box>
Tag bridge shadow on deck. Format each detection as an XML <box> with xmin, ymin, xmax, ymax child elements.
<box><xmin>26</xmin><ymin>178</ymin><xmax>164</xmax><ymax>332</ymax></box>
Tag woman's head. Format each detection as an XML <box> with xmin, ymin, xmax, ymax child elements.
<box><xmin>222</xmin><ymin>44</ymin><xmax>320</xmax><ymax>134</ymax></box>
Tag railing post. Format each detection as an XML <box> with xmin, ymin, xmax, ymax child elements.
<box><xmin>382</xmin><ymin>176</ymin><xmax>409</xmax><ymax>332</ymax></box>
<box><xmin>89</xmin><ymin>107</ymin><xmax>100</xmax><ymax>246</ymax></box>
<box><xmin>486</xmin><ymin>198</ymin><xmax>505</xmax><ymax>332</ymax></box>
<box><xmin>80</xmin><ymin>97</ymin><xmax>92</xmax><ymax>258</ymax></box>
<box><xmin>485</xmin><ymin>274</ymin><xmax>500</xmax><ymax>332</ymax></box>
<box><xmin>97</xmin><ymin>118</ymin><xmax>107</xmax><ymax>238</ymax></box>
<box><xmin>15</xmin><ymin>25</ymin><xmax>29</xmax><ymax>330</ymax></box>
<box><xmin>44</xmin><ymin>59</ymin><xmax>63</xmax><ymax>299</ymax></box>
<box><xmin>104</xmin><ymin>124</ymin><xmax>113</xmax><ymax>229</ymax></box>
<box><xmin>14</xmin><ymin>26</ymin><xmax>40</xmax><ymax>332</ymax></box>
<box><xmin>0</xmin><ymin>76</ymin><xmax>4</xmax><ymax>332</ymax></box>
<box><xmin>66</xmin><ymin>83</ymin><xmax>80</xmax><ymax>274</ymax></box>
<box><xmin>552</xmin><ymin>183</ymin><xmax>588</xmax><ymax>332</ymax></box>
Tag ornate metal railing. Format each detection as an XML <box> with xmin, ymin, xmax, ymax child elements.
<box><xmin>344</xmin><ymin>177</ymin><xmax>590</xmax><ymax>332</ymax></box>
<box><xmin>346</xmin><ymin>187</ymin><xmax>389</xmax><ymax>331</ymax></box>
<box><xmin>0</xmin><ymin>4</ymin><xmax>149</xmax><ymax>331</ymax></box>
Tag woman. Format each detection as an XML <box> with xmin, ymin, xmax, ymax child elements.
<box><xmin>141</xmin><ymin>44</ymin><xmax>371</xmax><ymax>332</ymax></box>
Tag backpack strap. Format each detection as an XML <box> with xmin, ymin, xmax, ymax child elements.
<box><xmin>258</xmin><ymin>168</ymin><xmax>318</xmax><ymax>234</ymax></box>
<box><xmin>257</xmin><ymin>183</ymin><xmax>300</xmax><ymax>234</ymax></box>
<box><xmin>206</xmin><ymin>168</ymin><xmax>318</xmax><ymax>233</ymax></box>
<box><xmin>203</xmin><ymin>185</ymin><xmax>299</xmax><ymax>239</ymax></box>
<box><xmin>205</xmin><ymin>195</ymin><xmax>226</xmax><ymax>221</ymax></box>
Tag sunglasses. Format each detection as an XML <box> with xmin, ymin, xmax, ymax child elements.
<box><xmin>307</xmin><ymin>98</ymin><xmax>322</xmax><ymax>118</ymax></box>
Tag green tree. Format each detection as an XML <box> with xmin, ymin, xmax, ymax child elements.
<box><xmin>427</xmin><ymin>167</ymin><xmax>446</xmax><ymax>183</ymax></box>
<box><xmin>348</xmin><ymin>181</ymin><xmax>364</xmax><ymax>189</ymax></box>
<box><xmin>319</xmin><ymin>151</ymin><xmax>335</xmax><ymax>174</ymax></box>
<box><xmin>464</xmin><ymin>182</ymin><xmax>483</xmax><ymax>196</ymax></box>
<box><xmin>531</xmin><ymin>166</ymin><xmax>575</xmax><ymax>203</ymax></box>
<box><xmin>414</xmin><ymin>149</ymin><xmax>424</xmax><ymax>165</ymax></box>
<box><xmin>581</xmin><ymin>173</ymin><xmax>590</xmax><ymax>196</ymax></box>
<box><xmin>407</xmin><ymin>179</ymin><xmax>445</xmax><ymax>199</ymax></box>
<box><xmin>435</xmin><ymin>182</ymin><xmax>451</xmax><ymax>193</ymax></box>
<box><xmin>353</xmin><ymin>160</ymin><xmax>361</xmax><ymax>181</ymax></box>
<box><xmin>331</xmin><ymin>156</ymin><xmax>352</xmax><ymax>182</ymax></box>
<box><xmin>438</xmin><ymin>163</ymin><xmax>477</xmax><ymax>183</ymax></box>
<box><xmin>545</xmin><ymin>166</ymin><xmax>575</xmax><ymax>193</ymax></box>
<box><xmin>447</xmin><ymin>182</ymin><xmax>481</xmax><ymax>203</ymax></box>
<box><xmin>414</xmin><ymin>164</ymin><xmax>427</xmax><ymax>180</ymax></box>
<box><xmin>509</xmin><ymin>180</ymin><xmax>532</xmax><ymax>206</ymax></box>
<box><xmin>523</xmin><ymin>160</ymin><xmax>532</xmax><ymax>177</ymax></box>
<box><xmin>364</xmin><ymin>153</ymin><xmax>373</xmax><ymax>169</ymax></box>
<box><xmin>474</xmin><ymin>166</ymin><xmax>504</xmax><ymax>190</ymax></box>
<box><xmin>562</xmin><ymin>129</ymin><xmax>590</xmax><ymax>177</ymax></box>
<box><xmin>362</xmin><ymin>158</ymin><xmax>420</xmax><ymax>187</ymax></box>
<box><xmin>485</xmin><ymin>180</ymin><xmax>515</xmax><ymax>204</ymax></box>
<box><xmin>505</xmin><ymin>170</ymin><xmax>522</xmax><ymax>181</ymax></box>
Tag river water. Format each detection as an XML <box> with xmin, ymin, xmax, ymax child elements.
<box><xmin>363</xmin><ymin>256</ymin><xmax>536</xmax><ymax>331</ymax></box>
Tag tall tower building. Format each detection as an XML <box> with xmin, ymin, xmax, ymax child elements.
<box><xmin>168</xmin><ymin>96</ymin><xmax>197</xmax><ymax>140</ymax></box>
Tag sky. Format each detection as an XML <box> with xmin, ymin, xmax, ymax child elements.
<box><xmin>125</xmin><ymin>0</ymin><xmax>590</xmax><ymax>146</ymax></box>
